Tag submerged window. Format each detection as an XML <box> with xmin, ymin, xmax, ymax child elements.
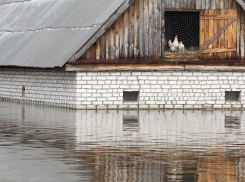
<box><xmin>225</xmin><ymin>91</ymin><xmax>240</xmax><ymax>101</ymax></box>
<box><xmin>123</xmin><ymin>91</ymin><xmax>139</xmax><ymax>102</ymax></box>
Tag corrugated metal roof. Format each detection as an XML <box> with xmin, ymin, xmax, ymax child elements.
<box><xmin>237</xmin><ymin>0</ymin><xmax>245</xmax><ymax>11</ymax></box>
<box><xmin>0</xmin><ymin>0</ymin><xmax>125</xmax><ymax>68</ymax></box>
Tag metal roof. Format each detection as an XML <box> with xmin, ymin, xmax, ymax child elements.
<box><xmin>237</xmin><ymin>0</ymin><xmax>245</xmax><ymax>11</ymax></box>
<box><xmin>0</xmin><ymin>0</ymin><xmax>125</xmax><ymax>68</ymax></box>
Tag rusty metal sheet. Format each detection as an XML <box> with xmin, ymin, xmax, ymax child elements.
<box><xmin>0</xmin><ymin>0</ymin><xmax>125</xmax><ymax>68</ymax></box>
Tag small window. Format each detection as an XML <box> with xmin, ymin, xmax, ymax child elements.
<box><xmin>123</xmin><ymin>91</ymin><xmax>139</xmax><ymax>102</ymax></box>
<box><xmin>225</xmin><ymin>91</ymin><xmax>240</xmax><ymax>101</ymax></box>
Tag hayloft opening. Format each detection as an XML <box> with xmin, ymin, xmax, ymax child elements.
<box><xmin>165</xmin><ymin>11</ymin><xmax>200</xmax><ymax>59</ymax></box>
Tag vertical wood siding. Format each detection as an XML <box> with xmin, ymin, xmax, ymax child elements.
<box><xmin>82</xmin><ymin>0</ymin><xmax>245</xmax><ymax>60</ymax></box>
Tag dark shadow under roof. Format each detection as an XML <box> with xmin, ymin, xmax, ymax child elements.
<box><xmin>0</xmin><ymin>0</ymin><xmax>126</xmax><ymax>68</ymax></box>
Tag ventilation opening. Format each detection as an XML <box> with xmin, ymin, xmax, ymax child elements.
<box><xmin>123</xmin><ymin>91</ymin><xmax>139</xmax><ymax>102</ymax></box>
<box><xmin>225</xmin><ymin>91</ymin><xmax>240</xmax><ymax>101</ymax></box>
<box><xmin>22</xmin><ymin>86</ymin><xmax>25</xmax><ymax>97</ymax></box>
<box><xmin>165</xmin><ymin>11</ymin><xmax>200</xmax><ymax>59</ymax></box>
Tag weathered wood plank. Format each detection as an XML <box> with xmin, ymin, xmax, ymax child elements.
<box><xmin>215</xmin><ymin>0</ymin><xmax>220</xmax><ymax>9</ymax></box>
<box><xmin>155</xmin><ymin>0</ymin><xmax>161</xmax><ymax>59</ymax></box>
<box><xmin>211</xmin><ymin>0</ymin><xmax>216</xmax><ymax>9</ymax></box>
<box><xmin>201</xmin><ymin>14</ymin><xmax>237</xmax><ymax>19</ymax></box>
<box><xmin>73</xmin><ymin>59</ymin><xmax>245</xmax><ymax>64</ymax></box>
<box><xmin>206</xmin><ymin>0</ymin><xmax>210</xmax><ymax>9</ymax></box>
<box><xmin>115</xmin><ymin>20</ymin><xmax>120</xmax><ymax>59</ymax></box>
<box><xmin>139</xmin><ymin>0</ymin><xmax>144</xmax><ymax>58</ymax></box>
<box><xmin>237</xmin><ymin>5</ymin><xmax>241</xmax><ymax>59</ymax></box>
<box><xmin>123</xmin><ymin>9</ymin><xmax>129</xmax><ymax>59</ymax></box>
<box><xmin>96</xmin><ymin>39</ymin><xmax>101</xmax><ymax>59</ymax></box>
<box><xmin>196</xmin><ymin>0</ymin><xmax>202</xmax><ymax>9</ymax></box>
<box><xmin>179</xmin><ymin>0</ymin><xmax>184</xmax><ymax>9</ymax></box>
<box><xmin>219</xmin><ymin>9</ymin><xmax>225</xmax><ymax>59</ymax></box>
<box><xmin>202</xmin><ymin>0</ymin><xmax>206</xmax><ymax>9</ymax></box>
<box><xmin>134</xmin><ymin>0</ymin><xmax>139</xmax><ymax>59</ymax></box>
<box><xmin>118</xmin><ymin>16</ymin><xmax>124</xmax><ymax>58</ymax></box>
<box><xmin>85</xmin><ymin>47</ymin><xmax>91</xmax><ymax>59</ymax></box>
<box><xmin>232</xmin><ymin>9</ymin><xmax>237</xmax><ymax>60</ymax></box>
<box><xmin>191</xmin><ymin>0</ymin><xmax>196</xmax><ymax>9</ymax></box>
<box><xmin>149</xmin><ymin>0</ymin><xmax>154</xmax><ymax>58</ymax></box>
<box><xmin>100</xmin><ymin>34</ymin><xmax>106</xmax><ymax>59</ymax></box>
<box><xmin>208</xmin><ymin>10</ymin><xmax>214</xmax><ymax>59</ymax></box>
<box><xmin>213</xmin><ymin>9</ymin><xmax>218</xmax><ymax>59</ymax></box>
<box><xmin>105</xmin><ymin>30</ymin><xmax>110</xmax><ymax>59</ymax></box>
<box><xmin>200</xmin><ymin>10</ymin><xmax>205</xmax><ymax>59</ymax></box>
<box><xmin>204</xmin><ymin>10</ymin><xmax>209</xmax><ymax>59</ymax></box>
<box><xmin>241</xmin><ymin>8</ymin><xmax>245</xmax><ymax>59</ymax></box>
<box><xmin>129</xmin><ymin>4</ymin><xmax>135</xmax><ymax>59</ymax></box>
<box><xmin>66</xmin><ymin>63</ymin><xmax>185</xmax><ymax>71</ymax></box>
<box><xmin>185</xmin><ymin>64</ymin><xmax>245</xmax><ymax>71</ymax></box>
<box><xmin>220</xmin><ymin>0</ymin><xmax>224</xmax><ymax>9</ymax></box>
<box><xmin>74</xmin><ymin>59</ymin><xmax>245</xmax><ymax>64</ymax></box>
<box><xmin>202</xmin><ymin>48</ymin><xmax>236</xmax><ymax>53</ymax></box>
<box><xmin>161</xmin><ymin>0</ymin><xmax>165</xmax><ymax>58</ymax></box>
<box><xmin>66</xmin><ymin>63</ymin><xmax>245</xmax><ymax>72</ymax></box>
<box><xmin>144</xmin><ymin>0</ymin><xmax>149</xmax><ymax>58</ymax></box>
<box><xmin>110</xmin><ymin>24</ymin><xmax>116</xmax><ymax>59</ymax></box>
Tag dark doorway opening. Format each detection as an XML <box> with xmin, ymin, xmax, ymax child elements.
<box><xmin>165</xmin><ymin>11</ymin><xmax>200</xmax><ymax>59</ymax></box>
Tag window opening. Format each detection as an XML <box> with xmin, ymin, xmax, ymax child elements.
<box><xmin>225</xmin><ymin>91</ymin><xmax>240</xmax><ymax>101</ymax></box>
<box><xmin>165</xmin><ymin>11</ymin><xmax>200</xmax><ymax>59</ymax></box>
<box><xmin>123</xmin><ymin>91</ymin><xmax>139</xmax><ymax>102</ymax></box>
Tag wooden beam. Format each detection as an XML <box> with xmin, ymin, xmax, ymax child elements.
<box><xmin>202</xmin><ymin>48</ymin><xmax>236</xmax><ymax>53</ymax></box>
<box><xmin>65</xmin><ymin>62</ymin><xmax>245</xmax><ymax>72</ymax></box>
<box><xmin>70</xmin><ymin>59</ymin><xmax>245</xmax><ymax>65</ymax></box>
<box><xmin>65</xmin><ymin>63</ymin><xmax>185</xmax><ymax>71</ymax></box>
<box><xmin>201</xmin><ymin>14</ymin><xmax>236</xmax><ymax>19</ymax></box>
<box><xmin>202</xmin><ymin>18</ymin><xmax>236</xmax><ymax>50</ymax></box>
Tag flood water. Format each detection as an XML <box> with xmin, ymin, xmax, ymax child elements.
<box><xmin>1</xmin><ymin>101</ymin><xmax>245</xmax><ymax>182</ymax></box>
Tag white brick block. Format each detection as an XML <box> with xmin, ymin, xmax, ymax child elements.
<box><xmin>187</xmin><ymin>101</ymin><xmax>196</xmax><ymax>105</ymax></box>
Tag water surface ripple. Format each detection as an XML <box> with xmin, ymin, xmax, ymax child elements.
<box><xmin>0</xmin><ymin>101</ymin><xmax>245</xmax><ymax>181</ymax></box>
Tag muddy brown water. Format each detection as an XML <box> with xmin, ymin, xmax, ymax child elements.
<box><xmin>0</xmin><ymin>101</ymin><xmax>245</xmax><ymax>182</ymax></box>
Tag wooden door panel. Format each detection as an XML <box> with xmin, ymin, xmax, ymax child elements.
<box><xmin>200</xmin><ymin>9</ymin><xmax>237</xmax><ymax>60</ymax></box>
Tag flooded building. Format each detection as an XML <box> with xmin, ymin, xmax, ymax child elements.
<box><xmin>1</xmin><ymin>0</ymin><xmax>245</xmax><ymax>109</ymax></box>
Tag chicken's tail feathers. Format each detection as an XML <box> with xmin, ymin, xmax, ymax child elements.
<box><xmin>168</xmin><ymin>40</ymin><xmax>172</xmax><ymax>47</ymax></box>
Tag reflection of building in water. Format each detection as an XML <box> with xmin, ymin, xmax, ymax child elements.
<box><xmin>225</xmin><ymin>116</ymin><xmax>241</xmax><ymax>129</ymax></box>
<box><xmin>235</xmin><ymin>150</ymin><xmax>245</xmax><ymax>182</ymax></box>
<box><xmin>86</xmin><ymin>151</ymin><xmax>198</xmax><ymax>182</ymax></box>
<box><xmin>123</xmin><ymin>114</ymin><xmax>139</xmax><ymax>132</ymax></box>
<box><xmin>198</xmin><ymin>158</ymin><xmax>235</xmax><ymax>182</ymax></box>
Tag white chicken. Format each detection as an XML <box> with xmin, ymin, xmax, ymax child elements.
<box><xmin>168</xmin><ymin>40</ymin><xmax>176</xmax><ymax>52</ymax></box>
<box><xmin>168</xmin><ymin>35</ymin><xmax>179</xmax><ymax>52</ymax></box>
<box><xmin>178</xmin><ymin>41</ymin><xmax>185</xmax><ymax>52</ymax></box>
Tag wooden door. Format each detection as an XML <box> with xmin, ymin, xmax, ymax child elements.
<box><xmin>200</xmin><ymin>10</ymin><xmax>237</xmax><ymax>60</ymax></box>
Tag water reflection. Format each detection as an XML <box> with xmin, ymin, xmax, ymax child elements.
<box><xmin>1</xmin><ymin>101</ymin><xmax>245</xmax><ymax>181</ymax></box>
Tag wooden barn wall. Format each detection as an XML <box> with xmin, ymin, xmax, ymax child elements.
<box><xmin>81</xmin><ymin>0</ymin><xmax>245</xmax><ymax>60</ymax></box>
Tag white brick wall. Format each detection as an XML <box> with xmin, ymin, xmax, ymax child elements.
<box><xmin>1</xmin><ymin>68</ymin><xmax>245</xmax><ymax>110</ymax></box>
<box><xmin>76</xmin><ymin>71</ymin><xmax>245</xmax><ymax>110</ymax></box>
<box><xmin>0</xmin><ymin>68</ymin><xmax>77</xmax><ymax>109</ymax></box>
